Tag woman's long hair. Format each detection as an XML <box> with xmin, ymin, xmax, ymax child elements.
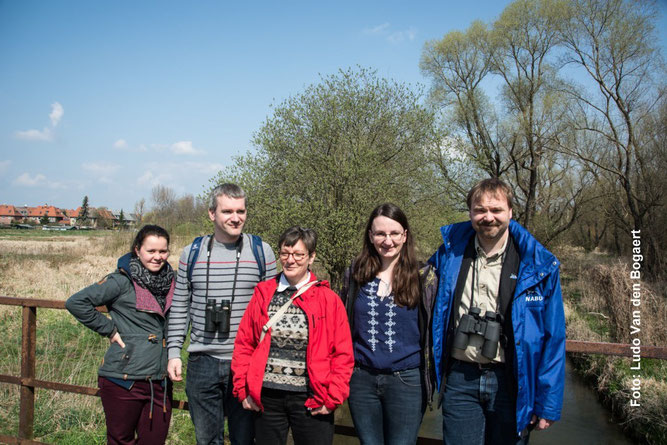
<box><xmin>352</xmin><ymin>203</ymin><xmax>420</xmax><ymax>308</ymax></box>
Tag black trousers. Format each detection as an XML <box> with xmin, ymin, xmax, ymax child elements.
<box><xmin>255</xmin><ymin>387</ymin><xmax>335</xmax><ymax>445</ymax></box>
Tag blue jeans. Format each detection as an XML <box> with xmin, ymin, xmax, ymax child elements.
<box><xmin>348</xmin><ymin>366</ymin><xmax>425</xmax><ymax>445</ymax></box>
<box><xmin>441</xmin><ymin>360</ymin><xmax>528</xmax><ymax>445</ymax></box>
<box><xmin>185</xmin><ymin>353</ymin><xmax>254</xmax><ymax>445</ymax></box>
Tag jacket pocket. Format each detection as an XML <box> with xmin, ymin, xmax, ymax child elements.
<box><xmin>101</xmin><ymin>342</ymin><xmax>124</xmax><ymax>370</ymax></box>
<box><xmin>100</xmin><ymin>333</ymin><xmax>164</xmax><ymax>377</ymax></box>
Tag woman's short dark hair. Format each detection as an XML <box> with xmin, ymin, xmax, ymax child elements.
<box><xmin>131</xmin><ymin>224</ymin><xmax>170</xmax><ymax>256</ymax></box>
<box><xmin>278</xmin><ymin>226</ymin><xmax>317</xmax><ymax>254</ymax></box>
<box><xmin>353</xmin><ymin>203</ymin><xmax>420</xmax><ymax>308</ymax></box>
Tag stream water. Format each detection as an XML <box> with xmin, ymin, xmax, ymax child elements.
<box><xmin>333</xmin><ymin>359</ymin><xmax>632</xmax><ymax>444</ymax></box>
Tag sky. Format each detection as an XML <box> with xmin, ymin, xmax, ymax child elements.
<box><xmin>1</xmin><ymin>0</ymin><xmax>665</xmax><ymax>213</ymax></box>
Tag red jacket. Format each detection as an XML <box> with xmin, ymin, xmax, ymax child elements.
<box><xmin>232</xmin><ymin>273</ymin><xmax>354</xmax><ymax>412</ymax></box>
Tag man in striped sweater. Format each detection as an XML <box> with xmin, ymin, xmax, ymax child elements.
<box><xmin>167</xmin><ymin>183</ymin><xmax>277</xmax><ymax>445</ymax></box>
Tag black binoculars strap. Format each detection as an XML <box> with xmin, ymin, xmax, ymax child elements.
<box><xmin>205</xmin><ymin>234</ymin><xmax>243</xmax><ymax>304</ymax></box>
<box><xmin>449</xmin><ymin>235</ymin><xmax>477</xmax><ymax>330</ymax></box>
<box><xmin>497</xmin><ymin>236</ymin><xmax>520</xmax><ymax>321</ymax></box>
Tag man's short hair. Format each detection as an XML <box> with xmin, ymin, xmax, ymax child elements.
<box><xmin>208</xmin><ymin>183</ymin><xmax>247</xmax><ymax>212</ymax></box>
<box><xmin>466</xmin><ymin>178</ymin><xmax>514</xmax><ymax>209</ymax></box>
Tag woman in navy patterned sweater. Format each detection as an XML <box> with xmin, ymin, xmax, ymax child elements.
<box><xmin>340</xmin><ymin>203</ymin><xmax>436</xmax><ymax>445</ymax></box>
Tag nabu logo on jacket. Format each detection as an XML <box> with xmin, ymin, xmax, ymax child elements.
<box><xmin>525</xmin><ymin>292</ymin><xmax>543</xmax><ymax>303</ymax></box>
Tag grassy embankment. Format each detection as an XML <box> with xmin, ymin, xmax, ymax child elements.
<box><xmin>555</xmin><ymin>246</ymin><xmax>667</xmax><ymax>445</ymax></box>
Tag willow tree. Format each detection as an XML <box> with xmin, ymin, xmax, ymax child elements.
<box><xmin>558</xmin><ymin>0</ymin><xmax>665</xmax><ymax>277</ymax></box>
<box><xmin>209</xmin><ymin>67</ymin><xmax>447</xmax><ymax>289</ymax></box>
<box><xmin>421</xmin><ymin>0</ymin><xmax>589</xmax><ymax>242</ymax></box>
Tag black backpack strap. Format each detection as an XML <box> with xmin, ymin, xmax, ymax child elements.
<box><xmin>250</xmin><ymin>234</ymin><xmax>266</xmax><ymax>280</ymax></box>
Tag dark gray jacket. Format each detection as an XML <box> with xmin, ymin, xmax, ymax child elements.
<box><xmin>65</xmin><ymin>254</ymin><xmax>173</xmax><ymax>381</ymax></box>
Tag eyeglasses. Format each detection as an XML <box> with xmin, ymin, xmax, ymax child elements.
<box><xmin>370</xmin><ymin>231</ymin><xmax>405</xmax><ymax>242</ymax></box>
<box><xmin>279</xmin><ymin>251</ymin><xmax>308</xmax><ymax>261</ymax></box>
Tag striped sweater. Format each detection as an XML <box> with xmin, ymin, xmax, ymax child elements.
<box><xmin>167</xmin><ymin>234</ymin><xmax>277</xmax><ymax>360</ymax></box>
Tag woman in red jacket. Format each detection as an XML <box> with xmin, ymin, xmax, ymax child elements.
<box><xmin>232</xmin><ymin>226</ymin><xmax>354</xmax><ymax>445</ymax></box>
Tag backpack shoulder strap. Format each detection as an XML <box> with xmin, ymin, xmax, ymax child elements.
<box><xmin>187</xmin><ymin>236</ymin><xmax>205</xmax><ymax>290</ymax></box>
<box><xmin>250</xmin><ymin>234</ymin><xmax>266</xmax><ymax>280</ymax></box>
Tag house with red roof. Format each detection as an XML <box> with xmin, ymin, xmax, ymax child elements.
<box><xmin>2</xmin><ymin>203</ymin><xmax>130</xmax><ymax>228</ymax></box>
<box><xmin>0</xmin><ymin>205</ymin><xmax>23</xmax><ymax>224</ymax></box>
<box><xmin>26</xmin><ymin>205</ymin><xmax>66</xmax><ymax>224</ymax></box>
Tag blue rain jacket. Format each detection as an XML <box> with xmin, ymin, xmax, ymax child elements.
<box><xmin>429</xmin><ymin>220</ymin><xmax>565</xmax><ymax>435</ymax></box>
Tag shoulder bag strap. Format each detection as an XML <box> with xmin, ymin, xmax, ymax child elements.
<box><xmin>259</xmin><ymin>280</ymin><xmax>319</xmax><ymax>343</ymax></box>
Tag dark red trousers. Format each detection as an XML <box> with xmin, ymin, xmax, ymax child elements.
<box><xmin>98</xmin><ymin>376</ymin><xmax>172</xmax><ymax>445</ymax></box>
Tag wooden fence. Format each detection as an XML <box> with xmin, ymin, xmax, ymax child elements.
<box><xmin>1</xmin><ymin>295</ymin><xmax>665</xmax><ymax>444</ymax></box>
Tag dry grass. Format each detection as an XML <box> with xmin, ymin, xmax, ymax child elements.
<box><xmin>0</xmin><ymin>233</ymin><xmax>185</xmax><ymax>302</ymax></box>
<box><xmin>559</xmin><ymin>246</ymin><xmax>667</xmax><ymax>444</ymax></box>
<box><xmin>586</xmin><ymin>262</ymin><xmax>667</xmax><ymax>345</ymax></box>
<box><xmin>0</xmin><ymin>231</ymin><xmax>195</xmax><ymax>443</ymax></box>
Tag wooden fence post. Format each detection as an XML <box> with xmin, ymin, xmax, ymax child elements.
<box><xmin>19</xmin><ymin>305</ymin><xmax>36</xmax><ymax>441</ymax></box>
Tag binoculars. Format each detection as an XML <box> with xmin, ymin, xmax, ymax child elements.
<box><xmin>452</xmin><ymin>307</ymin><xmax>502</xmax><ymax>359</ymax></box>
<box><xmin>205</xmin><ymin>299</ymin><xmax>231</xmax><ymax>334</ymax></box>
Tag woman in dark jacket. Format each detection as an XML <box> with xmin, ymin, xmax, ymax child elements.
<box><xmin>66</xmin><ymin>225</ymin><xmax>175</xmax><ymax>445</ymax></box>
<box><xmin>340</xmin><ymin>203</ymin><xmax>437</xmax><ymax>445</ymax></box>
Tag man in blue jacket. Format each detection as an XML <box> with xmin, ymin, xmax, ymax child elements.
<box><xmin>429</xmin><ymin>178</ymin><xmax>565</xmax><ymax>444</ymax></box>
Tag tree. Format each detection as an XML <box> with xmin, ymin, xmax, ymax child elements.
<box><xmin>78</xmin><ymin>195</ymin><xmax>90</xmax><ymax>226</ymax></box>
<box><xmin>134</xmin><ymin>198</ymin><xmax>146</xmax><ymax>225</ymax></box>
<box><xmin>557</xmin><ymin>0</ymin><xmax>665</xmax><ymax>277</ymax></box>
<box><xmin>39</xmin><ymin>214</ymin><xmax>49</xmax><ymax>225</ymax></box>
<box><xmin>95</xmin><ymin>207</ymin><xmax>112</xmax><ymax>230</ymax></box>
<box><xmin>118</xmin><ymin>209</ymin><xmax>127</xmax><ymax>230</ymax></box>
<box><xmin>150</xmin><ymin>185</ymin><xmax>177</xmax><ymax>229</ymax></box>
<box><xmin>209</xmin><ymin>67</ymin><xmax>447</xmax><ymax>289</ymax></box>
<box><xmin>420</xmin><ymin>0</ymin><xmax>590</xmax><ymax>242</ymax></box>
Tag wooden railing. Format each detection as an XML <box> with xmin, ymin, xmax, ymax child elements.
<box><xmin>1</xmin><ymin>295</ymin><xmax>665</xmax><ymax>444</ymax></box>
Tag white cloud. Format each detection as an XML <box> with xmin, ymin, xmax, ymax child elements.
<box><xmin>364</xmin><ymin>22</ymin><xmax>390</xmax><ymax>35</ymax></box>
<box><xmin>14</xmin><ymin>102</ymin><xmax>64</xmax><ymax>142</ymax></box>
<box><xmin>137</xmin><ymin>169</ymin><xmax>174</xmax><ymax>187</ymax></box>
<box><xmin>82</xmin><ymin>162</ymin><xmax>120</xmax><ymax>174</ymax></box>
<box><xmin>387</xmin><ymin>27</ymin><xmax>417</xmax><ymax>43</ymax></box>
<box><xmin>82</xmin><ymin>162</ymin><xmax>120</xmax><ymax>184</ymax></box>
<box><xmin>363</xmin><ymin>23</ymin><xmax>417</xmax><ymax>44</ymax></box>
<box><xmin>137</xmin><ymin>171</ymin><xmax>154</xmax><ymax>185</ymax></box>
<box><xmin>13</xmin><ymin>172</ymin><xmax>47</xmax><ymax>186</ymax></box>
<box><xmin>113</xmin><ymin>139</ymin><xmax>128</xmax><ymax>149</ymax></box>
<box><xmin>15</xmin><ymin>128</ymin><xmax>53</xmax><ymax>141</ymax></box>
<box><xmin>169</xmin><ymin>141</ymin><xmax>203</xmax><ymax>155</ymax></box>
<box><xmin>182</xmin><ymin>161</ymin><xmax>224</xmax><ymax>175</ymax></box>
<box><xmin>49</xmin><ymin>102</ymin><xmax>64</xmax><ymax>127</ymax></box>
<box><xmin>113</xmin><ymin>139</ymin><xmax>149</xmax><ymax>152</ymax></box>
<box><xmin>0</xmin><ymin>160</ymin><xmax>12</xmax><ymax>175</ymax></box>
